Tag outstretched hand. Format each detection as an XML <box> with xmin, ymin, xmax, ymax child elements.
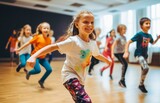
<box><xmin>15</xmin><ymin>49</ymin><xmax>20</xmax><ymax>54</ymax></box>
<box><xmin>27</xmin><ymin>57</ymin><xmax>36</xmax><ymax>68</ymax></box>
<box><xmin>123</xmin><ymin>52</ymin><xmax>129</xmax><ymax>59</ymax></box>
<box><xmin>157</xmin><ymin>35</ymin><xmax>160</xmax><ymax>39</ymax></box>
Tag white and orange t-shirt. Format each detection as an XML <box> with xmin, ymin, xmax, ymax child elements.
<box><xmin>56</xmin><ymin>35</ymin><xmax>99</xmax><ymax>85</ymax></box>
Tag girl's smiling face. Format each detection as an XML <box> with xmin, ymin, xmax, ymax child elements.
<box><xmin>75</xmin><ymin>13</ymin><xmax>94</xmax><ymax>37</ymax></box>
<box><xmin>41</xmin><ymin>23</ymin><xmax>50</xmax><ymax>37</ymax></box>
<box><xmin>24</xmin><ymin>25</ymin><xmax>32</xmax><ymax>37</ymax></box>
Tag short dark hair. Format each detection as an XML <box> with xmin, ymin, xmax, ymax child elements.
<box><xmin>139</xmin><ymin>17</ymin><xmax>151</xmax><ymax>26</ymax></box>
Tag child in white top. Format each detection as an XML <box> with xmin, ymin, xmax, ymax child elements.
<box><xmin>27</xmin><ymin>10</ymin><xmax>110</xmax><ymax>103</ymax></box>
<box><xmin>15</xmin><ymin>24</ymin><xmax>32</xmax><ymax>72</ymax></box>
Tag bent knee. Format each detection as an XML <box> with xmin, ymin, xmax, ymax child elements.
<box><xmin>36</xmin><ymin>70</ymin><xmax>41</xmax><ymax>73</ymax></box>
<box><xmin>142</xmin><ymin>69</ymin><xmax>149</xmax><ymax>75</ymax></box>
<box><xmin>47</xmin><ymin>68</ymin><xmax>52</xmax><ymax>73</ymax></box>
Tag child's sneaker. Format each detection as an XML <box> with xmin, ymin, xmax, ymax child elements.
<box><xmin>38</xmin><ymin>81</ymin><xmax>45</xmax><ymax>88</ymax></box>
<box><xmin>88</xmin><ymin>72</ymin><xmax>92</xmax><ymax>76</ymax></box>
<box><xmin>23</xmin><ymin>68</ymin><xmax>28</xmax><ymax>74</ymax></box>
<box><xmin>16</xmin><ymin>65</ymin><xmax>21</xmax><ymax>72</ymax></box>
<box><xmin>119</xmin><ymin>80</ymin><xmax>126</xmax><ymax>88</ymax></box>
<box><xmin>26</xmin><ymin>73</ymin><xmax>30</xmax><ymax>80</ymax></box>
<box><xmin>139</xmin><ymin>85</ymin><xmax>148</xmax><ymax>93</ymax></box>
<box><xmin>109</xmin><ymin>75</ymin><xmax>113</xmax><ymax>80</ymax></box>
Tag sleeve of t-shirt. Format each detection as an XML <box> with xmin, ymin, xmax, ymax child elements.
<box><xmin>131</xmin><ymin>33</ymin><xmax>139</xmax><ymax>42</ymax></box>
<box><xmin>149</xmin><ymin>34</ymin><xmax>154</xmax><ymax>44</ymax></box>
<box><xmin>52</xmin><ymin>37</ymin><xmax>55</xmax><ymax>43</ymax></box>
<box><xmin>115</xmin><ymin>35</ymin><xmax>120</xmax><ymax>42</ymax></box>
<box><xmin>92</xmin><ymin>41</ymin><xmax>100</xmax><ymax>56</ymax></box>
<box><xmin>18</xmin><ymin>36</ymin><xmax>22</xmax><ymax>41</ymax></box>
<box><xmin>56</xmin><ymin>37</ymin><xmax>74</xmax><ymax>54</ymax></box>
<box><xmin>29</xmin><ymin>35</ymin><xmax>38</xmax><ymax>44</ymax></box>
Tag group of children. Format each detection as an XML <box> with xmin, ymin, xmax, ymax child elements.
<box><xmin>6</xmin><ymin>10</ymin><xmax>160</xmax><ymax>102</ymax></box>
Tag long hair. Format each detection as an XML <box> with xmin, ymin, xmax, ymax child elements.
<box><xmin>19</xmin><ymin>24</ymin><xmax>31</xmax><ymax>46</ymax></box>
<box><xmin>66</xmin><ymin>10</ymin><xmax>96</xmax><ymax>40</ymax></box>
<box><xmin>35</xmin><ymin>22</ymin><xmax>50</xmax><ymax>35</ymax></box>
<box><xmin>106</xmin><ymin>29</ymin><xmax>115</xmax><ymax>38</ymax></box>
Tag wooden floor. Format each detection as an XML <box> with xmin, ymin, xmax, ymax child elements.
<box><xmin>0</xmin><ymin>61</ymin><xmax>160</xmax><ymax>103</ymax></box>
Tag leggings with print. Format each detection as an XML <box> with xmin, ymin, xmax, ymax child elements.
<box><xmin>137</xmin><ymin>56</ymin><xmax>149</xmax><ymax>85</ymax></box>
<box><xmin>114</xmin><ymin>53</ymin><xmax>128</xmax><ymax>80</ymax></box>
<box><xmin>28</xmin><ymin>58</ymin><xmax>52</xmax><ymax>83</ymax></box>
<box><xmin>63</xmin><ymin>78</ymin><xmax>92</xmax><ymax>103</ymax></box>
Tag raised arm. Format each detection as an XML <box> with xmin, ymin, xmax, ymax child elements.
<box><xmin>5</xmin><ymin>37</ymin><xmax>11</xmax><ymax>49</ymax></box>
<box><xmin>152</xmin><ymin>35</ymin><xmax>160</xmax><ymax>45</ymax></box>
<box><xmin>94</xmin><ymin>54</ymin><xmax>111</xmax><ymax>65</ymax></box>
<box><xmin>123</xmin><ymin>40</ymin><xmax>133</xmax><ymax>59</ymax></box>
<box><xmin>27</xmin><ymin>44</ymin><xmax>59</xmax><ymax>67</ymax></box>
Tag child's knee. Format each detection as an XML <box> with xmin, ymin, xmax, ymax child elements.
<box><xmin>142</xmin><ymin>69</ymin><xmax>149</xmax><ymax>75</ymax></box>
<box><xmin>21</xmin><ymin>62</ymin><xmax>26</xmax><ymax>67</ymax></box>
<box><xmin>36</xmin><ymin>69</ymin><xmax>41</xmax><ymax>73</ymax></box>
<box><xmin>47</xmin><ymin>68</ymin><xmax>52</xmax><ymax>73</ymax></box>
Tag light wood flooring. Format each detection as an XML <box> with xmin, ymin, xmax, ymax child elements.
<box><xmin>0</xmin><ymin>61</ymin><xmax>160</xmax><ymax>103</ymax></box>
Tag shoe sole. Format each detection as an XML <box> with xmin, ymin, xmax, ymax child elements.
<box><xmin>119</xmin><ymin>82</ymin><xmax>126</xmax><ymax>88</ymax></box>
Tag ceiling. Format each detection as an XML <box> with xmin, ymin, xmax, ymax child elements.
<box><xmin>0</xmin><ymin>0</ymin><xmax>160</xmax><ymax>16</ymax></box>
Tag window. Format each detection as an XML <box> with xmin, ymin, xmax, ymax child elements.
<box><xmin>147</xmin><ymin>3</ymin><xmax>160</xmax><ymax>47</ymax></box>
<box><xmin>98</xmin><ymin>15</ymin><xmax>113</xmax><ymax>49</ymax></box>
<box><xmin>120</xmin><ymin>10</ymin><xmax>136</xmax><ymax>40</ymax></box>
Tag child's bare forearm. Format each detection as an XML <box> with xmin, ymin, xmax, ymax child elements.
<box><xmin>125</xmin><ymin>40</ymin><xmax>132</xmax><ymax>53</ymax></box>
<box><xmin>95</xmin><ymin>54</ymin><xmax>110</xmax><ymax>64</ymax></box>
<box><xmin>32</xmin><ymin>44</ymin><xmax>59</xmax><ymax>58</ymax></box>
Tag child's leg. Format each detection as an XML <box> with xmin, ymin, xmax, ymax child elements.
<box><xmin>39</xmin><ymin>59</ymin><xmax>52</xmax><ymax>83</ymax></box>
<box><xmin>10</xmin><ymin>52</ymin><xmax>14</xmax><ymax>63</ymax></box>
<box><xmin>114</xmin><ymin>53</ymin><xmax>128</xmax><ymax>80</ymax></box>
<box><xmin>137</xmin><ymin>56</ymin><xmax>149</xmax><ymax>85</ymax></box>
<box><xmin>114</xmin><ymin>53</ymin><xmax>128</xmax><ymax>87</ymax></box>
<box><xmin>26</xmin><ymin>59</ymin><xmax>41</xmax><ymax>80</ymax></box>
<box><xmin>24</xmin><ymin>54</ymin><xmax>30</xmax><ymax>73</ymax></box>
<box><xmin>16</xmin><ymin>54</ymin><xmax>25</xmax><ymax>72</ymax></box>
<box><xmin>100</xmin><ymin>55</ymin><xmax>110</xmax><ymax>76</ymax></box>
<box><xmin>15</xmin><ymin>52</ymin><xmax>19</xmax><ymax>65</ymax></box>
<box><xmin>109</xmin><ymin>57</ymin><xmax>114</xmax><ymax>76</ymax></box>
<box><xmin>88</xmin><ymin>56</ymin><xmax>99</xmax><ymax>74</ymax></box>
<box><xmin>48</xmin><ymin>52</ymin><xmax>54</xmax><ymax>63</ymax></box>
<box><xmin>63</xmin><ymin>78</ymin><xmax>92</xmax><ymax>103</ymax></box>
<box><xmin>137</xmin><ymin>56</ymin><xmax>149</xmax><ymax>93</ymax></box>
<box><xmin>28</xmin><ymin>59</ymin><xmax>41</xmax><ymax>74</ymax></box>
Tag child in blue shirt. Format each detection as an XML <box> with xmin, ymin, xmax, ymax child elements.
<box><xmin>123</xmin><ymin>17</ymin><xmax>160</xmax><ymax>93</ymax></box>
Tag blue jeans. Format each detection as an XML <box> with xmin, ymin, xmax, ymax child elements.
<box><xmin>19</xmin><ymin>53</ymin><xmax>30</xmax><ymax>68</ymax></box>
<box><xmin>28</xmin><ymin>58</ymin><xmax>52</xmax><ymax>83</ymax></box>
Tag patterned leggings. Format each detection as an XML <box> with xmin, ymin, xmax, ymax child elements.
<box><xmin>137</xmin><ymin>56</ymin><xmax>149</xmax><ymax>85</ymax></box>
<box><xmin>63</xmin><ymin>78</ymin><xmax>92</xmax><ymax>103</ymax></box>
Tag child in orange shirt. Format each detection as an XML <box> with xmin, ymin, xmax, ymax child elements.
<box><xmin>15</xmin><ymin>22</ymin><xmax>52</xmax><ymax>88</ymax></box>
<box><xmin>5</xmin><ymin>29</ymin><xmax>18</xmax><ymax>65</ymax></box>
